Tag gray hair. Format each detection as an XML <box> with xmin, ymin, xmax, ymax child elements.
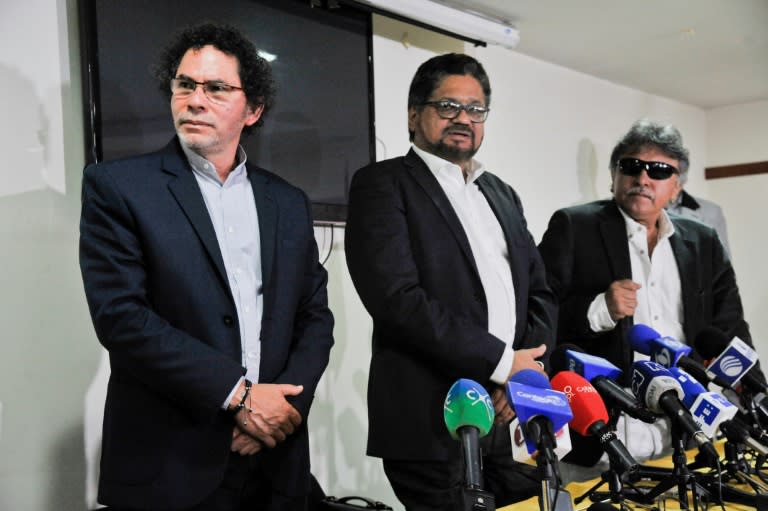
<box><xmin>609</xmin><ymin>119</ymin><xmax>690</xmax><ymax>183</ymax></box>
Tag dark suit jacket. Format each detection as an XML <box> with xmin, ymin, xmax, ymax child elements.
<box><xmin>79</xmin><ymin>139</ymin><xmax>334</xmax><ymax>509</ymax></box>
<box><xmin>537</xmin><ymin>199</ymin><xmax>750</xmax><ymax>382</ymax></box>
<box><xmin>345</xmin><ymin>149</ymin><xmax>557</xmax><ymax>461</ymax></box>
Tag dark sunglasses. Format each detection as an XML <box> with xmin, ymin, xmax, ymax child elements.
<box><xmin>617</xmin><ymin>158</ymin><xmax>679</xmax><ymax>180</ymax></box>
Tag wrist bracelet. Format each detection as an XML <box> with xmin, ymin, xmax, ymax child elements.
<box><xmin>232</xmin><ymin>379</ymin><xmax>252</xmax><ymax>415</ymax></box>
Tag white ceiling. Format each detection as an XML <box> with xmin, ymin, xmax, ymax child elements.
<box><xmin>439</xmin><ymin>0</ymin><xmax>768</xmax><ymax>109</ymax></box>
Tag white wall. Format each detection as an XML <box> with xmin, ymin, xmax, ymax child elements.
<box><xmin>706</xmin><ymin>101</ymin><xmax>768</xmax><ymax>362</ymax></box>
<box><xmin>1</xmin><ymin>4</ymin><xmax>765</xmax><ymax>510</ymax></box>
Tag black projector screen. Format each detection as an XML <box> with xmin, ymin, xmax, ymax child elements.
<box><xmin>79</xmin><ymin>0</ymin><xmax>374</xmax><ymax>224</ymax></box>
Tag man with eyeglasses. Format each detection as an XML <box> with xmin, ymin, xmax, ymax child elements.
<box><xmin>345</xmin><ymin>53</ymin><xmax>557</xmax><ymax>510</ymax></box>
<box><xmin>538</xmin><ymin>119</ymin><xmax>751</xmax><ymax>465</ymax></box>
<box><xmin>79</xmin><ymin>23</ymin><xmax>334</xmax><ymax>511</ymax></box>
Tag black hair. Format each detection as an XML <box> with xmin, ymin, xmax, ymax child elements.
<box><xmin>154</xmin><ymin>22</ymin><xmax>276</xmax><ymax>133</ymax></box>
<box><xmin>407</xmin><ymin>53</ymin><xmax>491</xmax><ymax>141</ymax></box>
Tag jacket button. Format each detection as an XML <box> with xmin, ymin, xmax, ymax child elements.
<box><xmin>223</xmin><ymin>315</ymin><xmax>234</xmax><ymax>327</ymax></box>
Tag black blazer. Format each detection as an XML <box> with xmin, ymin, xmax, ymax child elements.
<box><xmin>538</xmin><ymin>199</ymin><xmax>751</xmax><ymax>381</ymax></box>
<box><xmin>79</xmin><ymin>139</ymin><xmax>334</xmax><ymax>509</ymax></box>
<box><xmin>345</xmin><ymin>149</ymin><xmax>556</xmax><ymax>461</ymax></box>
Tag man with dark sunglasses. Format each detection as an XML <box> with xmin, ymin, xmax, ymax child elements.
<box><xmin>537</xmin><ymin>119</ymin><xmax>753</xmax><ymax>466</ymax></box>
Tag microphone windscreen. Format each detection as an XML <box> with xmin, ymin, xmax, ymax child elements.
<box><xmin>443</xmin><ymin>379</ymin><xmax>495</xmax><ymax>439</ymax></box>
<box><xmin>626</xmin><ymin>323</ymin><xmax>661</xmax><ymax>354</ymax></box>
<box><xmin>551</xmin><ymin>371</ymin><xmax>609</xmax><ymax>436</ymax></box>
<box><xmin>549</xmin><ymin>343</ymin><xmax>583</xmax><ymax>375</ymax></box>
<box><xmin>693</xmin><ymin>327</ymin><xmax>730</xmax><ymax>360</ymax></box>
<box><xmin>510</xmin><ymin>368</ymin><xmax>551</xmax><ymax>389</ymax></box>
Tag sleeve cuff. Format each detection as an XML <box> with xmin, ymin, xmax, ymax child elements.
<box><xmin>490</xmin><ymin>346</ymin><xmax>516</xmax><ymax>384</ymax></box>
<box><xmin>587</xmin><ymin>293</ymin><xmax>617</xmax><ymax>332</ymax></box>
<box><xmin>222</xmin><ymin>376</ymin><xmax>245</xmax><ymax>410</ymax></box>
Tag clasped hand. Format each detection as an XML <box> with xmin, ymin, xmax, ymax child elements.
<box><xmin>230</xmin><ymin>383</ymin><xmax>303</xmax><ymax>455</ymax></box>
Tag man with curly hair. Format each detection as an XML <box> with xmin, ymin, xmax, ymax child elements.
<box><xmin>79</xmin><ymin>23</ymin><xmax>334</xmax><ymax>510</ymax></box>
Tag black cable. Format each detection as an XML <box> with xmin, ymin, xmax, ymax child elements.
<box><xmin>320</xmin><ymin>224</ymin><xmax>334</xmax><ymax>266</ymax></box>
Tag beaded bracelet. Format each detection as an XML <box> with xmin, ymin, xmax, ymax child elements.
<box><xmin>232</xmin><ymin>379</ymin><xmax>253</xmax><ymax>423</ymax></box>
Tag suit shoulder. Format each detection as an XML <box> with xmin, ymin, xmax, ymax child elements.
<box><xmin>352</xmin><ymin>155</ymin><xmax>409</xmax><ymax>181</ymax></box>
<box><xmin>551</xmin><ymin>200</ymin><xmax>613</xmax><ymax>219</ymax></box>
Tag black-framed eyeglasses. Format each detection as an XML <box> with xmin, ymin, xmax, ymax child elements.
<box><xmin>170</xmin><ymin>77</ymin><xmax>244</xmax><ymax>103</ymax></box>
<box><xmin>617</xmin><ymin>157</ymin><xmax>679</xmax><ymax>180</ymax></box>
<box><xmin>422</xmin><ymin>100</ymin><xmax>490</xmax><ymax>123</ymax></box>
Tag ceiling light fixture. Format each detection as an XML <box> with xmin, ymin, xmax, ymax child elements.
<box><xmin>355</xmin><ymin>0</ymin><xmax>520</xmax><ymax>49</ymax></box>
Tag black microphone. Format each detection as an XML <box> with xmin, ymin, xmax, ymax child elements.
<box><xmin>631</xmin><ymin>360</ymin><xmax>719</xmax><ymax>466</ymax></box>
<box><xmin>719</xmin><ymin>419</ymin><xmax>768</xmax><ymax>457</ymax></box>
<box><xmin>550</xmin><ymin>344</ymin><xmax>657</xmax><ymax>423</ymax></box>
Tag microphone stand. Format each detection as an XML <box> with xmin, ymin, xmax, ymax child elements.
<box><xmin>637</xmin><ymin>424</ymin><xmax>710</xmax><ymax>510</ymax></box>
<box><xmin>528</xmin><ymin>419</ymin><xmax>574</xmax><ymax>511</ymax></box>
<box><xmin>457</xmin><ymin>427</ymin><xmax>495</xmax><ymax>511</ymax></box>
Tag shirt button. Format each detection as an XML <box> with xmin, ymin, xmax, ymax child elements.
<box><xmin>244</xmin><ymin>306</ymin><xmax>250</xmax><ymax>313</ymax></box>
<box><xmin>228</xmin><ymin>226</ymin><xmax>234</xmax><ymax>233</ymax></box>
<box><xmin>223</xmin><ymin>315</ymin><xmax>234</xmax><ymax>327</ymax></box>
<box><xmin>654</xmin><ymin>315</ymin><xmax>659</xmax><ymax>320</ymax></box>
<box><xmin>247</xmin><ymin>351</ymin><xmax>258</xmax><ymax>359</ymax></box>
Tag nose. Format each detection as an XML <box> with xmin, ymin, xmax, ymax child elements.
<box><xmin>185</xmin><ymin>84</ymin><xmax>209</xmax><ymax>109</ymax></box>
<box><xmin>453</xmin><ymin>107</ymin><xmax>473</xmax><ymax>124</ymax></box>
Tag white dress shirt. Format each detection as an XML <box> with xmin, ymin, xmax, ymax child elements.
<box><xmin>412</xmin><ymin>145</ymin><xmax>516</xmax><ymax>384</ymax></box>
<box><xmin>182</xmin><ymin>144</ymin><xmax>263</xmax><ymax>402</ymax></box>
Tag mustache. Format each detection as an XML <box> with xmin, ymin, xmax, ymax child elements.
<box><xmin>443</xmin><ymin>125</ymin><xmax>473</xmax><ymax>136</ymax></box>
<box><xmin>626</xmin><ymin>186</ymin><xmax>654</xmax><ymax>200</ymax></box>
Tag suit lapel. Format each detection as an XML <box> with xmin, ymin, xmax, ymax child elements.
<box><xmin>162</xmin><ymin>142</ymin><xmax>230</xmax><ymax>291</ymax></box>
<box><xmin>475</xmin><ymin>173</ymin><xmax>523</xmax><ymax>299</ymax></box>
<box><xmin>404</xmin><ymin>150</ymin><xmax>478</xmax><ymax>274</ymax></box>
<box><xmin>669</xmin><ymin>223</ymin><xmax>697</xmax><ymax>340</ymax></box>
<box><xmin>247</xmin><ymin>167</ymin><xmax>276</xmax><ymax>294</ymax></box>
<box><xmin>599</xmin><ymin>202</ymin><xmax>633</xmax><ymax>281</ymax></box>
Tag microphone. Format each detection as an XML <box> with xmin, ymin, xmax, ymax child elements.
<box><xmin>694</xmin><ymin>327</ymin><xmax>763</xmax><ymax>393</ymax></box>
<box><xmin>506</xmin><ymin>370</ymin><xmax>573</xmax><ymax>459</ymax></box>
<box><xmin>506</xmin><ymin>370</ymin><xmax>575</xmax><ymax>511</ymax></box>
<box><xmin>667</xmin><ymin>366</ymin><xmax>738</xmax><ymax>438</ymax></box>
<box><xmin>550</xmin><ymin>371</ymin><xmax>639</xmax><ymax>476</ymax></box>
<box><xmin>630</xmin><ymin>360</ymin><xmax>719</xmax><ymax>465</ymax></box>
<box><xmin>627</xmin><ymin>324</ymin><xmax>732</xmax><ymax>389</ymax></box>
<box><xmin>550</xmin><ymin>344</ymin><xmax>657</xmax><ymax>423</ymax></box>
<box><xmin>719</xmin><ymin>419</ymin><xmax>768</xmax><ymax>457</ymax></box>
<box><xmin>443</xmin><ymin>379</ymin><xmax>494</xmax><ymax>492</ymax></box>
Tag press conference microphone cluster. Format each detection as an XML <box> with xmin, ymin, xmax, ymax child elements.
<box><xmin>443</xmin><ymin>379</ymin><xmax>496</xmax><ymax>510</ymax></box>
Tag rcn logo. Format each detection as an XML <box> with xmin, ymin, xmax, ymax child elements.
<box><xmin>717</xmin><ymin>355</ymin><xmax>745</xmax><ymax>377</ymax></box>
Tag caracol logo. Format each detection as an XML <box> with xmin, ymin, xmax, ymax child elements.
<box><xmin>716</xmin><ymin>355</ymin><xmax>745</xmax><ymax>377</ymax></box>
<box><xmin>560</xmin><ymin>385</ymin><xmax>596</xmax><ymax>401</ymax></box>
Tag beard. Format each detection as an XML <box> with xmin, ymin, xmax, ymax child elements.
<box><xmin>422</xmin><ymin>127</ymin><xmax>480</xmax><ymax>164</ymax></box>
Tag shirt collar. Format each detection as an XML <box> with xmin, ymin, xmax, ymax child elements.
<box><xmin>411</xmin><ymin>144</ymin><xmax>485</xmax><ymax>184</ymax></box>
<box><xmin>617</xmin><ymin>204</ymin><xmax>676</xmax><ymax>241</ymax></box>
<box><xmin>180</xmin><ymin>142</ymin><xmax>248</xmax><ymax>185</ymax></box>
